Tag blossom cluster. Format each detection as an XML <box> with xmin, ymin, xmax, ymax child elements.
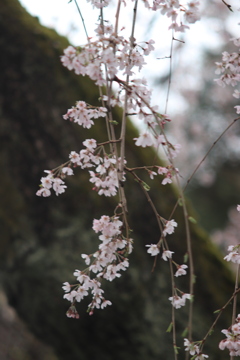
<box><xmin>61</xmin><ymin>23</ymin><xmax>154</xmax><ymax>86</ymax></box>
<box><xmin>219</xmin><ymin>314</ymin><xmax>240</xmax><ymax>356</ymax></box>
<box><xmin>152</xmin><ymin>0</ymin><xmax>200</xmax><ymax>31</ymax></box>
<box><xmin>215</xmin><ymin>38</ymin><xmax>240</xmax><ymax>114</ymax></box>
<box><xmin>88</xmin><ymin>0</ymin><xmax>201</xmax><ymax>31</ymax></box>
<box><xmin>37</xmin><ymin>138</ymin><xmax>124</xmax><ymax>197</ymax></box>
<box><xmin>63</xmin><ymin>100</ymin><xmax>107</xmax><ymax>129</ymax></box>
<box><xmin>62</xmin><ymin>215</ymin><xmax>133</xmax><ymax>315</ymax></box>
<box><xmin>36</xmin><ymin>169</ymin><xmax>69</xmax><ymax>197</ymax></box>
<box><xmin>184</xmin><ymin>338</ymin><xmax>208</xmax><ymax>359</ymax></box>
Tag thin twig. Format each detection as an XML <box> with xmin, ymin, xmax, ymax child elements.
<box><xmin>164</xmin><ymin>30</ymin><xmax>174</xmax><ymax>114</ymax></box>
<box><xmin>222</xmin><ymin>0</ymin><xmax>233</xmax><ymax>12</ymax></box>
<box><xmin>73</xmin><ymin>0</ymin><xmax>89</xmax><ymax>41</ymax></box>
<box><xmin>185</xmin><ymin>117</ymin><xmax>240</xmax><ymax>190</ymax></box>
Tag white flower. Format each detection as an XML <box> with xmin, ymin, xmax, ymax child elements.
<box><xmin>195</xmin><ymin>351</ymin><xmax>209</xmax><ymax>360</ymax></box>
<box><xmin>52</xmin><ymin>178</ymin><xmax>67</xmax><ymax>196</ymax></box>
<box><xmin>41</xmin><ymin>175</ymin><xmax>52</xmax><ymax>189</ymax></box>
<box><xmin>175</xmin><ymin>264</ymin><xmax>188</xmax><ymax>277</ymax></box>
<box><xmin>36</xmin><ymin>188</ymin><xmax>51</xmax><ymax>197</ymax></box>
<box><xmin>146</xmin><ymin>244</ymin><xmax>160</xmax><ymax>256</ymax></box>
<box><xmin>62</xmin><ymin>282</ymin><xmax>71</xmax><ymax>293</ymax></box>
<box><xmin>75</xmin><ymin>286</ymin><xmax>88</xmax><ymax>302</ymax></box>
<box><xmin>81</xmin><ymin>254</ymin><xmax>91</xmax><ymax>265</ymax></box>
<box><xmin>83</xmin><ymin>138</ymin><xmax>97</xmax><ymax>151</ymax></box>
<box><xmin>169</xmin><ymin>293</ymin><xmax>191</xmax><ymax>309</ymax></box>
<box><xmin>163</xmin><ymin>219</ymin><xmax>177</xmax><ymax>236</ymax></box>
<box><xmin>162</xmin><ymin>250</ymin><xmax>174</xmax><ymax>261</ymax></box>
<box><xmin>162</xmin><ymin>176</ymin><xmax>172</xmax><ymax>185</ymax></box>
<box><xmin>233</xmin><ymin>90</ymin><xmax>240</xmax><ymax>99</ymax></box>
<box><xmin>101</xmin><ymin>300</ymin><xmax>112</xmax><ymax>309</ymax></box>
<box><xmin>184</xmin><ymin>338</ymin><xmax>199</xmax><ymax>355</ymax></box>
<box><xmin>224</xmin><ymin>251</ymin><xmax>240</xmax><ymax>264</ymax></box>
<box><xmin>158</xmin><ymin>167</ymin><xmax>168</xmax><ymax>175</ymax></box>
<box><xmin>148</xmin><ymin>170</ymin><xmax>157</xmax><ymax>179</ymax></box>
<box><xmin>134</xmin><ymin>132</ymin><xmax>154</xmax><ymax>147</ymax></box>
<box><xmin>62</xmin><ymin>167</ymin><xmax>74</xmax><ymax>175</ymax></box>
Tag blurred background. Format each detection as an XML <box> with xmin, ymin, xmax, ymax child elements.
<box><xmin>1</xmin><ymin>0</ymin><xmax>240</xmax><ymax>359</ymax></box>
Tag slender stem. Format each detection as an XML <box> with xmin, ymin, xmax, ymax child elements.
<box><xmin>74</xmin><ymin>0</ymin><xmax>89</xmax><ymax>42</ymax></box>
<box><xmin>119</xmin><ymin>0</ymin><xmax>138</xmax><ymax>214</ymax></box>
<box><xmin>232</xmin><ymin>265</ymin><xmax>239</xmax><ymax>325</ymax></box>
<box><xmin>201</xmin><ymin>288</ymin><xmax>240</xmax><ymax>348</ymax></box>
<box><xmin>114</xmin><ymin>0</ymin><xmax>121</xmax><ymax>35</ymax></box>
<box><xmin>164</xmin><ymin>30</ymin><xmax>174</xmax><ymax>114</ymax></box>
<box><xmin>126</xmin><ymin>168</ymin><xmax>163</xmax><ymax>232</ymax></box>
<box><xmin>185</xmin><ymin>117</ymin><xmax>240</xmax><ymax>190</ymax></box>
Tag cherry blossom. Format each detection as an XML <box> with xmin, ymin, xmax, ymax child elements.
<box><xmin>162</xmin><ymin>250</ymin><xmax>174</xmax><ymax>261</ymax></box>
<box><xmin>184</xmin><ymin>338</ymin><xmax>209</xmax><ymax>360</ymax></box>
<box><xmin>146</xmin><ymin>244</ymin><xmax>160</xmax><ymax>256</ymax></box>
<box><xmin>169</xmin><ymin>293</ymin><xmax>191</xmax><ymax>309</ymax></box>
<box><xmin>63</xmin><ymin>215</ymin><xmax>133</xmax><ymax>314</ymax></box>
<box><xmin>175</xmin><ymin>264</ymin><xmax>188</xmax><ymax>277</ymax></box>
<box><xmin>184</xmin><ymin>338</ymin><xmax>199</xmax><ymax>356</ymax></box>
<box><xmin>219</xmin><ymin>314</ymin><xmax>240</xmax><ymax>356</ymax></box>
<box><xmin>163</xmin><ymin>219</ymin><xmax>178</xmax><ymax>236</ymax></box>
<box><xmin>215</xmin><ymin>39</ymin><xmax>240</xmax><ymax>114</ymax></box>
<box><xmin>224</xmin><ymin>245</ymin><xmax>240</xmax><ymax>264</ymax></box>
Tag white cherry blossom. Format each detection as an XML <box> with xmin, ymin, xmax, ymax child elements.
<box><xmin>146</xmin><ymin>244</ymin><xmax>160</xmax><ymax>256</ymax></box>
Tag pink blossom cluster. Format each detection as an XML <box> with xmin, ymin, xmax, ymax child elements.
<box><xmin>63</xmin><ymin>215</ymin><xmax>133</xmax><ymax>315</ymax></box>
<box><xmin>37</xmin><ymin>138</ymin><xmax>124</xmax><ymax>197</ymax></box>
<box><xmin>224</xmin><ymin>245</ymin><xmax>240</xmax><ymax>264</ymax></box>
<box><xmin>87</xmin><ymin>0</ymin><xmax>111</xmax><ymax>8</ymax></box>
<box><xmin>158</xmin><ymin>165</ymin><xmax>178</xmax><ymax>185</ymax></box>
<box><xmin>63</xmin><ymin>100</ymin><xmax>107</xmax><ymax>129</ymax></box>
<box><xmin>215</xmin><ymin>38</ymin><xmax>240</xmax><ymax>114</ymax></box>
<box><xmin>89</xmin><ymin>0</ymin><xmax>202</xmax><ymax>28</ymax></box>
<box><xmin>152</xmin><ymin>0</ymin><xmax>200</xmax><ymax>31</ymax></box>
<box><xmin>36</xmin><ymin>169</ymin><xmax>70</xmax><ymax>197</ymax></box>
<box><xmin>134</xmin><ymin>131</ymin><xmax>181</xmax><ymax>160</ymax></box>
<box><xmin>219</xmin><ymin>314</ymin><xmax>240</xmax><ymax>356</ymax></box>
<box><xmin>61</xmin><ymin>24</ymin><xmax>154</xmax><ymax>86</ymax></box>
<box><xmin>70</xmin><ymin>138</ymin><xmax>121</xmax><ymax>196</ymax></box>
<box><xmin>184</xmin><ymin>338</ymin><xmax>208</xmax><ymax>359</ymax></box>
<box><xmin>147</xmin><ymin>164</ymin><xmax>179</xmax><ymax>184</ymax></box>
